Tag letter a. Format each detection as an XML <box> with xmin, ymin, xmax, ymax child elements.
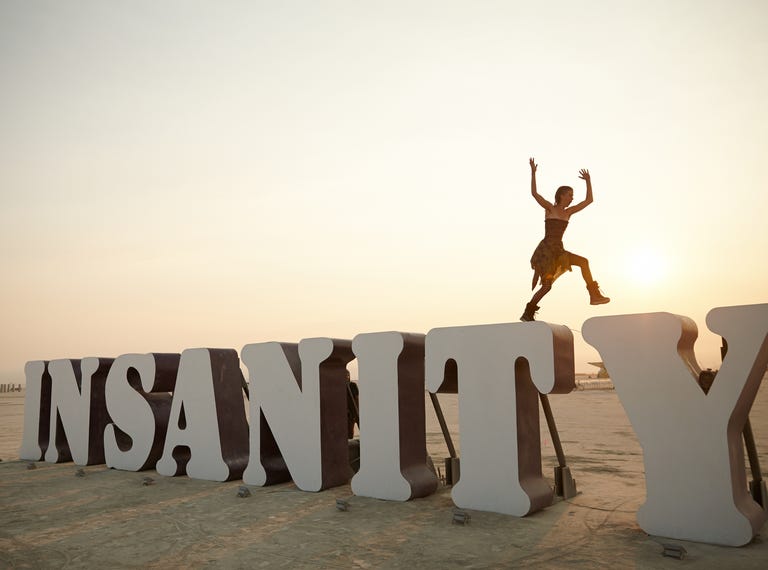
<box><xmin>156</xmin><ymin>349</ymin><xmax>248</xmax><ymax>481</ymax></box>
<box><xmin>583</xmin><ymin>304</ymin><xmax>768</xmax><ymax>546</ymax></box>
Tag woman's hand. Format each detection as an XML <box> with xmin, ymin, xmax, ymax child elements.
<box><xmin>529</xmin><ymin>157</ymin><xmax>550</xmax><ymax>209</ymax></box>
<box><xmin>569</xmin><ymin>168</ymin><xmax>594</xmax><ymax>214</ymax></box>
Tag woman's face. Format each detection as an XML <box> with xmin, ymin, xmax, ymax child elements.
<box><xmin>559</xmin><ymin>190</ymin><xmax>574</xmax><ymax>207</ymax></box>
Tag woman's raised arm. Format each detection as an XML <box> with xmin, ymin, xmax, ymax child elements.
<box><xmin>529</xmin><ymin>157</ymin><xmax>552</xmax><ymax>210</ymax></box>
<box><xmin>567</xmin><ymin>168</ymin><xmax>594</xmax><ymax>215</ymax></box>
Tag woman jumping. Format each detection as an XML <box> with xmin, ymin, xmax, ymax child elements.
<box><xmin>520</xmin><ymin>157</ymin><xmax>610</xmax><ymax>322</ymax></box>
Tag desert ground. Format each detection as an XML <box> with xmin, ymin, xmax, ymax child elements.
<box><xmin>1</xmin><ymin>377</ymin><xmax>767</xmax><ymax>569</ymax></box>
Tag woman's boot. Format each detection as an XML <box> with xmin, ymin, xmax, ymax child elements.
<box><xmin>520</xmin><ymin>302</ymin><xmax>539</xmax><ymax>322</ymax></box>
<box><xmin>587</xmin><ymin>281</ymin><xmax>610</xmax><ymax>305</ymax></box>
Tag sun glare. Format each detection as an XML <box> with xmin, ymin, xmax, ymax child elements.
<box><xmin>627</xmin><ymin>246</ymin><xmax>667</xmax><ymax>286</ymax></box>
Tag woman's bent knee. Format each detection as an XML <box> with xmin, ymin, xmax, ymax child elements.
<box><xmin>570</xmin><ymin>254</ymin><xmax>589</xmax><ymax>269</ymax></box>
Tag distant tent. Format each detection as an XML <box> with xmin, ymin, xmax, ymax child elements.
<box><xmin>588</xmin><ymin>361</ymin><xmax>609</xmax><ymax>379</ymax></box>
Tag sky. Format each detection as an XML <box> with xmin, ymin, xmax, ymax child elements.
<box><xmin>1</xmin><ymin>0</ymin><xmax>766</xmax><ymax>383</ymax></box>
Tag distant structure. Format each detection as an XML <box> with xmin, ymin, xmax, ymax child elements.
<box><xmin>588</xmin><ymin>362</ymin><xmax>609</xmax><ymax>379</ymax></box>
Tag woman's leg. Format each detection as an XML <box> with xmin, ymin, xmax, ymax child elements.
<box><xmin>530</xmin><ymin>280</ymin><xmax>553</xmax><ymax>305</ymax></box>
<box><xmin>571</xmin><ymin>253</ymin><xmax>610</xmax><ymax>304</ymax></box>
<box><xmin>521</xmin><ymin>279</ymin><xmax>552</xmax><ymax>321</ymax></box>
<box><xmin>569</xmin><ymin>253</ymin><xmax>594</xmax><ymax>284</ymax></box>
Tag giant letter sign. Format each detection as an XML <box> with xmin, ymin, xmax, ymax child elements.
<box><xmin>425</xmin><ymin>322</ymin><xmax>574</xmax><ymax>516</ymax></box>
<box><xmin>583</xmin><ymin>304</ymin><xmax>768</xmax><ymax>546</ymax></box>
<box><xmin>241</xmin><ymin>338</ymin><xmax>354</xmax><ymax>491</ymax></box>
<box><xmin>17</xmin><ymin>301</ymin><xmax>768</xmax><ymax>548</ymax></box>
<box><xmin>351</xmin><ymin>332</ymin><xmax>438</xmax><ymax>501</ymax></box>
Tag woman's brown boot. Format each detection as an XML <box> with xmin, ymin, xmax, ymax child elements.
<box><xmin>520</xmin><ymin>302</ymin><xmax>539</xmax><ymax>322</ymax></box>
<box><xmin>587</xmin><ymin>281</ymin><xmax>610</xmax><ymax>305</ymax></box>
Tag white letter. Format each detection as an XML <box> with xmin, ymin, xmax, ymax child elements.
<box><xmin>242</xmin><ymin>338</ymin><xmax>353</xmax><ymax>491</ymax></box>
<box><xmin>45</xmin><ymin>358</ymin><xmax>113</xmax><ymax>465</ymax></box>
<box><xmin>351</xmin><ymin>332</ymin><xmax>437</xmax><ymax>501</ymax></box>
<box><xmin>582</xmin><ymin>304</ymin><xmax>768</xmax><ymax>546</ymax></box>
<box><xmin>19</xmin><ymin>361</ymin><xmax>51</xmax><ymax>461</ymax></box>
<box><xmin>156</xmin><ymin>348</ymin><xmax>248</xmax><ymax>482</ymax></box>
<box><xmin>104</xmin><ymin>353</ymin><xmax>179</xmax><ymax>471</ymax></box>
<box><xmin>425</xmin><ymin>322</ymin><xmax>574</xmax><ymax>516</ymax></box>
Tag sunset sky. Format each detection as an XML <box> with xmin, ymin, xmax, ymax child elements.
<box><xmin>1</xmin><ymin>0</ymin><xmax>766</xmax><ymax>383</ymax></box>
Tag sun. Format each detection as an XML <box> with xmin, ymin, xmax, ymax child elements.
<box><xmin>626</xmin><ymin>246</ymin><xmax>667</xmax><ymax>286</ymax></box>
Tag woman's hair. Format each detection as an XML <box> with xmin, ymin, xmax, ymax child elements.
<box><xmin>554</xmin><ymin>185</ymin><xmax>573</xmax><ymax>205</ymax></box>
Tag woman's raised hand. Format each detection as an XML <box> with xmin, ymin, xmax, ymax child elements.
<box><xmin>578</xmin><ymin>168</ymin><xmax>590</xmax><ymax>181</ymax></box>
<box><xmin>529</xmin><ymin>157</ymin><xmax>537</xmax><ymax>173</ymax></box>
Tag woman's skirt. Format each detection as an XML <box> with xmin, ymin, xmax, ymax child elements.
<box><xmin>530</xmin><ymin>238</ymin><xmax>573</xmax><ymax>289</ymax></box>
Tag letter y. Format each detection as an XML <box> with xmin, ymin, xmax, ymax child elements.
<box><xmin>583</xmin><ymin>304</ymin><xmax>768</xmax><ymax>546</ymax></box>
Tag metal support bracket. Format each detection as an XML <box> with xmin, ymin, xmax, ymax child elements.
<box><xmin>554</xmin><ymin>465</ymin><xmax>578</xmax><ymax>499</ymax></box>
<box><xmin>540</xmin><ymin>393</ymin><xmax>578</xmax><ymax>498</ymax></box>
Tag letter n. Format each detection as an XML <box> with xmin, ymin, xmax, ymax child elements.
<box><xmin>45</xmin><ymin>358</ymin><xmax>113</xmax><ymax>465</ymax></box>
<box><xmin>241</xmin><ymin>338</ymin><xmax>354</xmax><ymax>491</ymax></box>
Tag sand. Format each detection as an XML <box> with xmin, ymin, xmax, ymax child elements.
<box><xmin>1</xmin><ymin>383</ymin><xmax>767</xmax><ymax>569</ymax></box>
